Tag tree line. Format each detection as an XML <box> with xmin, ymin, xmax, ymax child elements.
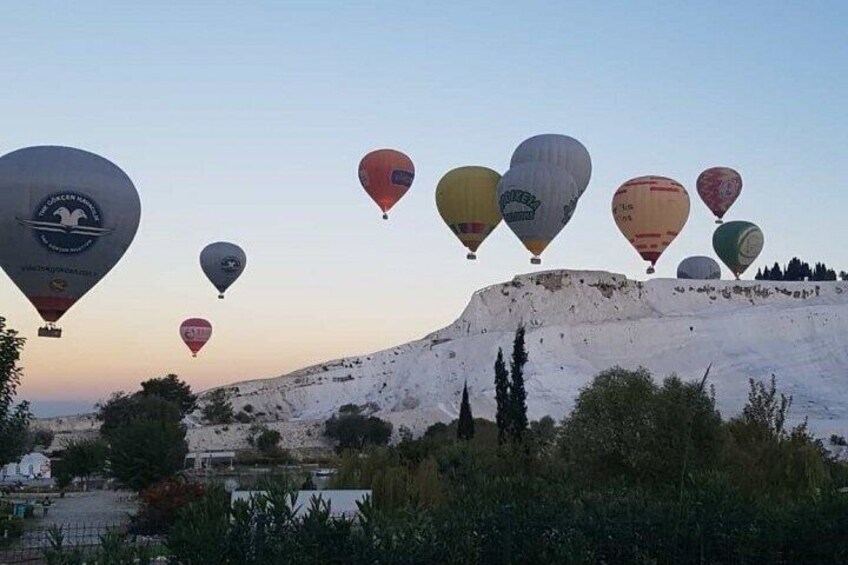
<box><xmin>754</xmin><ymin>257</ymin><xmax>842</xmax><ymax>281</ymax></box>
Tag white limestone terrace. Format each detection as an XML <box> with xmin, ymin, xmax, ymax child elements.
<box><xmin>182</xmin><ymin>270</ymin><xmax>848</xmax><ymax>446</ymax></box>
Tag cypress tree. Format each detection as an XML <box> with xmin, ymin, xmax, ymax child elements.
<box><xmin>494</xmin><ymin>348</ymin><xmax>510</xmax><ymax>445</ymax></box>
<box><xmin>457</xmin><ymin>381</ymin><xmax>474</xmax><ymax>441</ymax></box>
<box><xmin>509</xmin><ymin>326</ymin><xmax>529</xmax><ymax>442</ymax></box>
<box><xmin>755</xmin><ymin>267</ymin><xmax>763</xmax><ymax>280</ymax></box>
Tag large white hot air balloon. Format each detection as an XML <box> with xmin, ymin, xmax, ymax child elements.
<box><xmin>510</xmin><ymin>134</ymin><xmax>592</xmax><ymax>196</ymax></box>
<box><xmin>200</xmin><ymin>242</ymin><xmax>247</xmax><ymax>299</ymax></box>
<box><xmin>0</xmin><ymin>146</ymin><xmax>141</xmax><ymax>337</ymax></box>
<box><xmin>497</xmin><ymin>162</ymin><xmax>579</xmax><ymax>264</ymax></box>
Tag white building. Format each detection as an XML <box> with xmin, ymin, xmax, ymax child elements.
<box><xmin>1</xmin><ymin>452</ymin><xmax>51</xmax><ymax>480</ymax></box>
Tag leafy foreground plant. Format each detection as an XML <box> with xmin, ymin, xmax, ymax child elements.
<box><xmin>42</xmin><ymin>525</ymin><xmax>157</xmax><ymax>565</ymax></box>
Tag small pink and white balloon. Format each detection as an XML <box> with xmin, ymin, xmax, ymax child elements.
<box><xmin>180</xmin><ymin>318</ymin><xmax>212</xmax><ymax>358</ymax></box>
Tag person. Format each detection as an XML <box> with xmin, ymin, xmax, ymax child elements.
<box><xmin>42</xmin><ymin>496</ymin><xmax>51</xmax><ymax>517</ymax></box>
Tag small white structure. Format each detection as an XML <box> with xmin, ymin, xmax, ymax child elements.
<box><xmin>231</xmin><ymin>490</ymin><xmax>371</xmax><ymax>520</ymax></box>
<box><xmin>184</xmin><ymin>451</ymin><xmax>235</xmax><ymax>471</ymax></box>
<box><xmin>1</xmin><ymin>452</ymin><xmax>51</xmax><ymax>480</ymax></box>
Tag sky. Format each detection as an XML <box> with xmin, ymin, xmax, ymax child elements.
<box><xmin>1</xmin><ymin>1</ymin><xmax>846</xmax><ymax>416</ymax></box>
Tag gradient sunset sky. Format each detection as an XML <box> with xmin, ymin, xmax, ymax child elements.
<box><xmin>2</xmin><ymin>2</ymin><xmax>846</xmax><ymax>416</ymax></box>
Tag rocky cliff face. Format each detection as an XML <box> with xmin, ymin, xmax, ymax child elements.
<box><xmin>192</xmin><ymin>270</ymin><xmax>848</xmax><ymax>443</ymax></box>
<box><xmin>40</xmin><ymin>270</ymin><xmax>848</xmax><ymax>450</ymax></box>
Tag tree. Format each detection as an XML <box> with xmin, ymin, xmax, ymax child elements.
<box><xmin>558</xmin><ymin>367</ymin><xmax>723</xmax><ymax>487</ymax></box>
<box><xmin>62</xmin><ymin>438</ymin><xmax>107</xmax><ymax>489</ymax></box>
<box><xmin>98</xmin><ymin>393</ymin><xmax>183</xmax><ymax>439</ymax></box>
<box><xmin>109</xmin><ymin>414</ymin><xmax>188</xmax><ymax>491</ymax></box>
<box><xmin>202</xmin><ymin>389</ymin><xmax>234</xmax><ymax>425</ymax></box>
<box><xmin>52</xmin><ymin>459</ymin><xmax>73</xmax><ymax>495</ymax></box>
<box><xmin>140</xmin><ymin>374</ymin><xmax>197</xmax><ymax>416</ymax></box>
<box><xmin>457</xmin><ymin>381</ymin><xmax>474</xmax><ymax>440</ymax></box>
<box><xmin>0</xmin><ymin>316</ymin><xmax>30</xmax><ymax>467</ymax></box>
<box><xmin>494</xmin><ymin>348</ymin><xmax>510</xmax><ymax>445</ymax></box>
<box><xmin>724</xmin><ymin>376</ymin><xmax>830</xmax><ymax>500</ymax></box>
<box><xmin>324</xmin><ymin>406</ymin><xmax>392</xmax><ymax>451</ymax></box>
<box><xmin>256</xmin><ymin>428</ymin><xmax>282</xmax><ymax>455</ymax></box>
<box><xmin>99</xmin><ymin>394</ymin><xmax>187</xmax><ymax>491</ymax></box>
<box><xmin>25</xmin><ymin>428</ymin><xmax>54</xmax><ymax>452</ymax></box>
<box><xmin>508</xmin><ymin>326</ymin><xmax>529</xmax><ymax>442</ymax></box>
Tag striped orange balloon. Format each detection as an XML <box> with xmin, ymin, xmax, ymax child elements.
<box><xmin>612</xmin><ymin>176</ymin><xmax>690</xmax><ymax>274</ymax></box>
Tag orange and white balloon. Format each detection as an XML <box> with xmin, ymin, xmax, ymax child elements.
<box><xmin>612</xmin><ymin>176</ymin><xmax>690</xmax><ymax>274</ymax></box>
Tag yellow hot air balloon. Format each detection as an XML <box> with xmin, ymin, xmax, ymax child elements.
<box><xmin>612</xmin><ymin>175</ymin><xmax>690</xmax><ymax>274</ymax></box>
<box><xmin>436</xmin><ymin>166</ymin><xmax>502</xmax><ymax>260</ymax></box>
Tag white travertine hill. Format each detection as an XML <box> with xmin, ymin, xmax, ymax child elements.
<box><xmin>187</xmin><ymin>270</ymin><xmax>848</xmax><ymax>446</ymax></box>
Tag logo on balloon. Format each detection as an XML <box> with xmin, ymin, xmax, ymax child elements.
<box><xmin>18</xmin><ymin>191</ymin><xmax>113</xmax><ymax>254</ymax></box>
<box><xmin>390</xmin><ymin>169</ymin><xmax>414</xmax><ymax>188</ymax></box>
<box><xmin>220</xmin><ymin>256</ymin><xmax>241</xmax><ymax>273</ymax></box>
<box><xmin>719</xmin><ymin>179</ymin><xmax>739</xmax><ymax>200</ymax></box>
<box><xmin>499</xmin><ymin>189</ymin><xmax>541</xmax><ymax>222</ymax></box>
<box><xmin>49</xmin><ymin>278</ymin><xmax>68</xmax><ymax>293</ymax></box>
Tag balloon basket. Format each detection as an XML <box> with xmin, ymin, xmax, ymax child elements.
<box><xmin>218</xmin><ymin>294</ymin><xmax>225</xmax><ymax>299</ymax></box>
<box><xmin>37</xmin><ymin>324</ymin><xmax>62</xmax><ymax>338</ymax></box>
<box><xmin>192</xmin><ymin>353</ymin><xmax>197</xmax><ymax>358</ymax></box>
<box><xmin>530</xmin><ymin>257</ymin><xmax>541</xmax><ymax>265</ymax></box>
<box><xmin>382</xmin><ymin>213</ymin><xmax>388</xmax><ymax>220</ymax></box>
<box><xmin>646</xmin><ymin>266</ymin><xmax>656</xmax><ymax>274</ymax></box>
<box><xmin>716</xmin><ymin>219</ymin><xmax>723</xmax><ymax>224</ymax></box>
<box><xmin>466</xmin><ymin>252</ymin><xmax>477</xmax><ymax>261</ymax></box>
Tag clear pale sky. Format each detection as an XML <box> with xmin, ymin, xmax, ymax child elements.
<box><xmin>2</xmin><ymin>2</ymin><xmax>846</xmax><ymax>416</ymax></box>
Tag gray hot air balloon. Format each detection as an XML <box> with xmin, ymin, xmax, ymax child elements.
<box><xmin>497</xmin><ymin>162</ymin><xmax>579</xmax><ymax>264</ymax></box>
<box><xmin>0</xmin><ymin>146</ymin><xmax>141</xmax><ymax>337</ymax></box>
<box><xmin>677</xmin><ymin>256</ymin><xmax>722</xmax><ymax>280</ymax></box>
<box><xmin>510</xmin><ymin>134</ymin><xmax>592</xmax><ymax>196</ymax></box>
<box><xmin>200</xmin><ymin>242</ymin><xmax>247</xmax><ymax>299</ymax></box>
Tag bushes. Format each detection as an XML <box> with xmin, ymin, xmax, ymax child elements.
<box><xmin>202</xmin><ymin>389</ymin><xmax>234</xmax><ymax>425</ymax></box>
<box><xmin>324</xmin><ymin>405</ymin><xmax>392</xmax><ymax>451</ymax></box>
<box><xmin>0</xmin><ymin>517</ymin><xmax>24</xmax><ymax>545</ymax></box>
<box><xmin>558</xmin><ymin>367</ymin><xmax>723</xmax><ymax>487</ymax></box>
<box><xmin>164</xmin><ymin>476</ymin><xmax>848</xmax><ymax>564</ymax></box>
<box><xmin>156</xmin><ymin>369</ymin><xmax>848</xmax><ymax>562</ymax></box>
<box><xmin>132</xmin><ymin>477</ymin><xmax>206</xmax><ymax>534</ymax></box>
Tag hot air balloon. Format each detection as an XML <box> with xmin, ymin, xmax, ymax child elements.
<box><xmin>358</xmin><ymin>149</ymin><xmax>414</xmax><ymax>219</ymax></box>
<box><xmin>200</xmin><ymin>242</ymin><xmax>247</xmax><ymax>299</ymax></box>
<box><xmin>677</xmin><ymin>256</ymin><xmax>722</xmax><ymax>280</ymax></box>
<box><xmin>435</xmin><ymin>166</ymin><xmax>502</xmax><ymax>260</ymax></box>
<box><xmin>180</xmin><ymin>318</ymin><xmax>212</xmax><ymax>357</ymax></box>
<box><xmin>498</xmin><ymin>162</ymin><xmax>579</xmax><ymax>264</ymax></box>
<box><xmin>510</xmin><ymin>134</ymin><xmax>592</xmax><ymax>196</ymax></box>
<box><xmin>713</xmin><ymin>221</ymin><xmax>763</xmax><ymax>279</ymax></box>
<box><xmin>0</xmin><ymin>146</ymin><xmax>141</xmax><ymax>338</ymax></box>
<box><xmin>612</xmin><ymin>176</ymin><xmax>690</xmax><ymax>274</ymax></box>
<box><xmin>697</xmin><ymin>167</ymin><xmax>742</xmax><ymax>223</ymax></box>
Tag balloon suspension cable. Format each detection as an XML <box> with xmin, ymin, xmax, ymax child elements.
<box><xmin>382</xmin><ymin>213</ymin><xmax>389</xmax><ymax>220</ymax></box>
<box><xmin>530</xmin><ymin>256</ymin><xmax>541</xmax><ymax>265</ymax></box>
<box><xmin>37</xmin><ymin>323</ymin><xmax>62</xmax><ymax>338</ymax></box>
<box><xmin>466</xmin><ymin>252</ymin><xmax>477</xmax><ymax>261</ymax></box>
<box><xmin>218</xmin><ymin>293</ymin><xmax>225</xmax><ymax>299</ymax></box>
<box><xmin>646</xmin><ymin>265</ymin><xmax>656</xmax><ymax>274</ymax></box>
